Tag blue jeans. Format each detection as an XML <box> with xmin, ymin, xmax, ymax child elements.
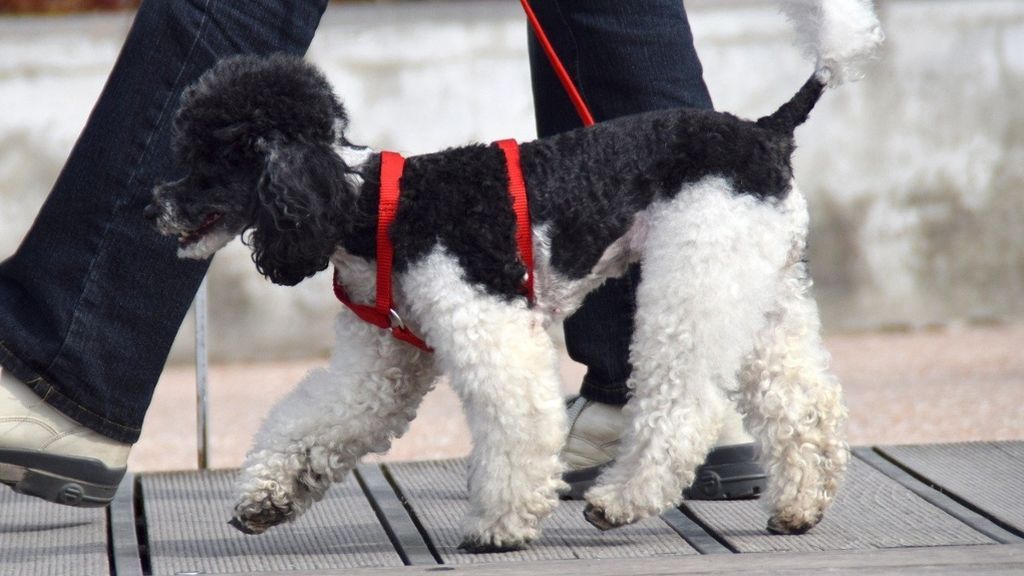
<box><xmin>0</xmin><ymin>0</ymin><xmax>327</xmax><ymax>443</ymax></box>
<box><xmin>528</xmin><ymin>0</ymin><xmax>713</xmax><ymax>405</ymax></box>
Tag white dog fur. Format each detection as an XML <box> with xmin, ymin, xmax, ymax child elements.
<box><xmin>153</xmin><ymin>0</ymin><xmax>883</xmax><ymax>552</ymax></box>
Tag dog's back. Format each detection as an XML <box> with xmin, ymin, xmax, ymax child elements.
<box><xmin>516</xmin><ymin>74</ymin><xmax>823</xmax><ymax>280</ymax></box>
<box><xmin>336</xmin><ymin>75</ymin><xmax>826</xmax><ymax>300</ymax></box>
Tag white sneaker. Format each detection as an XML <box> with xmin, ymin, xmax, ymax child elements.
<box><xmin>0</xmin><ymin>369</ymin><xmax>130</xmax><ymax>507</ymax></box>
<box><xmin>562</xmin><ymin>396</ymin><xmax>628</xmax><ymax>470</ymax></box>
<box><xmin>560</xmin><ymin>395</ymin><xmax>765</xmax><ymax>500</ymax></box>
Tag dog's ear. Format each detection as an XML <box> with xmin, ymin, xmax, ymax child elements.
<box><xmin>247</xmin><ymin>140</ymin><xmax>356</xmax><ymax>286</ymax></box>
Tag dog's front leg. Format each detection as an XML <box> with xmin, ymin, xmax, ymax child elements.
<box><xmin>403</xmin><ymin>249</ymin><xmax>567</xmax><ymax>553</ymax></box>
<box><xmin>230</xmin><ymin>313</ymin><xmax>437</xmax><ymax>535</ymax></box>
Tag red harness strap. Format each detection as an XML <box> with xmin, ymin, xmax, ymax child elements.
<box><xmin>333</xmin><ymin>151</ymin><xmax>431</xmax><ymax>351</ymax></box>
<box><xmin>495</xmin><ymin>139</ymin><xmax>535</xmax><ymax>300</ymax></box>
<box><xmin>333</xmin><ymin>142</ymin><xmax>533</xmax><ymax>352</ymax></box>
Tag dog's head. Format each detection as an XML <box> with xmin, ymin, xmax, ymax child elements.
<box><xmin>147</xmin><ymin>54</ymin><xmax>358</xmax><ymax>286</ymax></box>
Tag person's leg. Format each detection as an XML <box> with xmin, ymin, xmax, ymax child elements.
<box><xmin>0</xmin><ymin>0</ymin><xmax>328</xmax><ymax>443</ymax></box>
<box><xmin>528</xmin><ymin>0</ymin><xmax>712</xmax><ymax>404</ymax></box>
<box><xmin>0</xmin><ymin>0</ymin><xmax>328</xmax><ymax>505</ymax></box>
<box><xmin>527</xmin><ymin>0</ymin><xmax>763</xmax><ymax>500</ymax></box>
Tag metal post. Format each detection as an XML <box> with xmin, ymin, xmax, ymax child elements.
<box><xmin>195</xmin><ymin>278</ymin><xmax>210</xmax><ymax>470</ymax></box>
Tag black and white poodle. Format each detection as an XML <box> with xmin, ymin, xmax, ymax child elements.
<box><xmin>147</xmin><ymin>0</ymin><xmax>882</xmax><ymax>552</ymax></box>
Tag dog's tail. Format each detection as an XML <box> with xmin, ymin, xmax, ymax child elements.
<box><xmin>756</xmin><ymin>74</ymin><xmax>826</xmax><ymax>135</ymax></box>
<box><xmin>777</xmin><ymin>0</ymin><xmax>884</xmax><ymax>87</ymax></box>
<box><xmin>757</xmin><ymin>0</ymin><xmax>883</xmax><ymax>134</ymax></box>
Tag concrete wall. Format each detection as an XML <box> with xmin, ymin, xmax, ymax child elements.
<box><xmin>1</xmin><ymin>0</ymin><xmax>1021</xmax><ymax>362</ymax></box>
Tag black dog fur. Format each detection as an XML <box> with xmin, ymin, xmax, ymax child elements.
<box><xmin>153</xmin><ymin>54</ymin><xmax>823</xmax><ymax>296</ymax></box>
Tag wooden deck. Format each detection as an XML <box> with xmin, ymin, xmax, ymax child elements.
<box><xmin>3</xmin><ymin>441</ymin><xmax>1023</xmax><ymax>575</ymax></box>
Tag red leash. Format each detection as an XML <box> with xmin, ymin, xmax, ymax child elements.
<box><xmin>519</xmin><ymin>0</ymin><xmax>595</xmax><ymax>127</ymax></box>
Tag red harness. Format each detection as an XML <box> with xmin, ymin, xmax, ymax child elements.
<box><xmin>333</xmin><ymin>139</ymin><xmax>533</xmax><ymax>352</ymax></box>
<box><xmin>333</xmin><ymin>1</ymin><xmax>589</xmax><ymax>351</ymax></box>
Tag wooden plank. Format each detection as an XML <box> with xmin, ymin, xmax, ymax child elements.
<box><xmin>212</xmin><ymin>543</ymin><xmax>1024</xmax><ymax>576</ymax></box>
<box><xmin>0</xmin><ymin>480</ymin><xmax>109</xmax><ymax>575</ymax></box>
<box><xmin>385</xmin><ymin>459</ymin><xmax>699</xmax><ymax>564</ymax></box>
<box><xmin>139</xmin><ymin>470</ymin><xmax>404</xmax><ymax>574</ymax></box>
<box><xmin>878</xmin><ymin>441</ymin><xmax>1024</xmax><ymax>539</ymax></box>
<box><xmin>856</xmin><ymin>447</ymin><xmax>1023</xmax><ymax>543</ymax></box>
<box><xmin>658</xmin><ymin>507</ymin><xmax>733</xmax><ymax>555</ymax></box>
<box><xmin>991</xmin><ymin>441</ymin><xmax>1024</xmax><ymax>462</ymax></box>
<box><xmin>354</xmin><ymin>463</ymin><xmax>439</xmax><ymax>565</ymax></box>
<box><xmin>683</xmin><ymin>456</ymin><xmax>995</xmax><ymax>552</ymax></box>
<box><xmin>107</xmin><ymin>474</ymin><xmax>144</xmax><ymax>576</ymax></box>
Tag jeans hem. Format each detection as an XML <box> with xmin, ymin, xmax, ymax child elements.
<box><xmin>0</xmin><ymin>342</ymin><xmax>141</xmax><ymax>444</ymax></box>
<box><xmin>579</xmin><ymin>373</ymin><xmax>629</xmax><ymax>406</ymax></box>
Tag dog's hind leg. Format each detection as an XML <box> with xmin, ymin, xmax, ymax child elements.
<box><xmin>584</xmin><ymin>178</ymin><xmax>792</xmax><ymax>530</ymax></box>
<box><xmin>402</xmin><ymin>248</ymin><xmax>567</xmax><ymax>553</ymax></box>
<box><xmin>230</xmin><ymin>313</ymin><xmax>437</xmax><ymax>535</ymax></box>
<box><xmin>737</xmin><ymin>257</ymin><xmax>848</xmax><ymax>535</ymax></box>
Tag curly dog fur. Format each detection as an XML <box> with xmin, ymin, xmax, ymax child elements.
<box><xmin>147</xmin><ymin>0</ymin><xmax>882</xmax><ymax>552</ymax></box>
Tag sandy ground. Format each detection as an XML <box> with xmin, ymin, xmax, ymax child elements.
<box><xmin>129</xmin><ymin>323</ymin><xmax>1024</xmax><ymax>472</ymax></box>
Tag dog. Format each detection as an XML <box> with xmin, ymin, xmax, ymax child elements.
<box><xmin>147</xmin><ymin>0</ymin><xmax>882</xmax><ymax>552</ymax></box>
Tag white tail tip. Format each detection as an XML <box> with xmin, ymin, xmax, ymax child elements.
<box><xmin>780</xmin><ymin>0</ymin><xmax>885</xmax><ymax>87</ymax></box>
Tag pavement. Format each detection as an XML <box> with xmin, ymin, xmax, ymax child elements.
<box><xmin>130</xmin><ymin>322</ymin><xmax>1024</xmax><ymax>472</ymax></box>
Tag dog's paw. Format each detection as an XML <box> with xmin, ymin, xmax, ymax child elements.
<box><xmin>457</xmin><ymin>535</ymin><xmax>529</xmax><ymax>554</ymax></box>
<box><xmin>582</xmin><ymin>503</ymin><xmax>624</xmax><ymax>531</ymax></box>
<box><xmin>582</xmin><ymin>482</ymin><xmax>660</xmax><ymax>530</ymax></box>
<box><xmin>229</xmin><ymin>496</ymin><xmax>295</xmax><ymax>535</ymax></box>
<box><xmin>766</xmin><ymin>510</ymin><xmax>824</xmax><ymax>535</ymax></box>
<box><xmin>458</xmin><ymin>515</ymin><xmax>539</xmax><ymax>554</ymax></box>
<box><xmin>227</xmin><ymin>516</ymin><xmax>261</xmax><ymax>535</ymax></box>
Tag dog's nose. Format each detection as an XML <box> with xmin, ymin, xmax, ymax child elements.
<box><xmin>143</xmin><ymin>202</ymin><xmax>161</xmax><ymax>221</ymax></box>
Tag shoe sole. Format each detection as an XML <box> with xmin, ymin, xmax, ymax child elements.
<box><xmin>562</xmin><ymin>443</ymin><xmax>765</xmax><ymax>501</ymax></box>
<box><xmin>0</xmin><ymin>448</ymin><xmax>125</xmax><ymax>508</ymax></box>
